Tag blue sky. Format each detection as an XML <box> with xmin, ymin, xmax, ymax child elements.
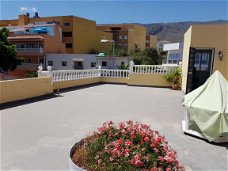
<box><xmin>0</xmin><ymin>0</ymin><xmax>227</xmax><ymax>24</ymax></box>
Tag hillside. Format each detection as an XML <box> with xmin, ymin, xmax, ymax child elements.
<box><xmin>143</xmin><ymin>20</ymin><xmax>228</xmax><ymax>42</ymax></box>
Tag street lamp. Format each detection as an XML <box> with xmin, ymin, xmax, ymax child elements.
<box><xmin>100</xmin><ymin>39</ymin><xmax>115</xmax><ymax>69</ymax></box>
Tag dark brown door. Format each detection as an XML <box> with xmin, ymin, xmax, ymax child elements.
<box><xmin>186</xmin><ymin>48</ymin><xmax>213</xmax><ymax>93</ymax></box>
<box><xmin>186</xmin><ymin>47</ymin><xmax>196</xmax><ymax>93</ymax></box>
<box><xmin>193</xmin><ymin>49</ymin><xmax>213</xmax><ymax>89</ymax></box>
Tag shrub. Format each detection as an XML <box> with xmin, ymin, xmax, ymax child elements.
<box><xmin>164</xmin><ymin>67</ymin><xmax>181</xmax><ymax>89</ymax></box>
<box><xmin>72</xmin><ymin>121</ymin><xmax>183</xmax><ymax>171</ymax></box>
<box><xmin>25</xmin><ymin>70</ymin><xmax>38</xmax><ymax>78</ymax></box>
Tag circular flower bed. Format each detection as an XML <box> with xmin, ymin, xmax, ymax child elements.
<box><xmin>71</xmin><ymin>121</ymin><xmax>183</xmax><ymax>171</ymax></box>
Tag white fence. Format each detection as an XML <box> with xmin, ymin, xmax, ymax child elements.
<box><xmin>38</xmin><ymin>65</ymin><xmax>178</xmax><ymax>82</ymax></box>
<box><xmin>133</xmin><ymin>65</ymin><xmax>175</xmax><ymax>74</ymax></box>
<box><xmin>100</xmin><ymin>69</ymin><xmax>129</xmax><ymax>78</ymax></box>
<box><xmin>51</xmin><ymin>70</ymin><xmax>100</xmax><ymax>82</ymax></box>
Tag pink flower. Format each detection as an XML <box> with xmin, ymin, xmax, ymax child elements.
<box><xmin>124</xmin><ymin>152</ymin><xmax>129</xmax><ymax>157</ymax></box>
<box><xmin>154</xmin><ymin>148</ymin><xmax>159</xmax><ymax>153</ymax></box>
<box><xmin>141</xmin><ymin>131</ymin><xmax>147</xmax><ymax>137</ymax></box>
<box><xmin>117</xmin><ymin>138</ymin><xmax>122</xmax><ymax>145</ymax></box>
<box><xmin>109</xmin><ymin>157</ymin><xmax>114</xmax><ymax>161</ymax></box>
<box><xmin>135</xmin><ymin>159</ymin><xmax>143</xmax><ymax>167</ymax></box>
<box><xmin>97</xmin><ymin>159</ymin><xmax>102</xmax><ymax>165</ymax></box>
<box><xmin>95</xmin><ymin>155</ymin><xmax>99</xmax><ymax>160</ymax></box>
<box><xmin>125</xmin><ymin>139</ymin><xmax>133</xmax><ymax>146</ymax></box>
<box><xmin>166</xmin><ymin>168</ymin><xmax>171</xmax><ymax>171</ymax></box>
<box><xmin>144</xmin><ymin>156</ymin><xmax>149</xmax><ymax>161</ymax></box>
<box><xmin>134</xmin><ymin>154</ymin><xmax>141</xmax><ymax>160</ymax></box>
<box><xmin>127</xmin><ymin>120</ymin><xmax>133</xmax><ymax>125</ymax></box>
<box><xmin>150</xmin><ymin>167</ymin><xmax>157</xmax><ymax>171</ymax></box>
<box><xmin>130</xmin><ymin>159</ymin><xmax>135</xmax><ymax>165</ymax></box>
<box><xmin>144</xmin><ymin>136</ymin><xmax>150</xmax><ymax>142</ymax></box>
<box><xmin>119</xmin><ymin>123</ymin><xmax>125</xmax><ymax>129</ymax></box>
<box><xmin>122</xmin><ymin>129</ymin><xmax>126</xmax><ymax>136</ymax></box>
<box><xmin>158</xmin><ymin>156</ymin><xmax>164</xmax><ymax>162</ymax></box>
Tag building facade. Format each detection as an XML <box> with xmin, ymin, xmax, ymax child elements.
<box><xmin>182</xmin><ymin>24</ymin><xmax>228</xmax><ymax>94</ymax></box>
<box><xmin>96</xmin><ymin>56</ymin><xmax>130</xmax><ymax>69</ymax></box>
<box><xmin>46</xmin><ymin>54</ymin><xmax>97</xmax><ymax>70</ymax></box>
<box><xmin>1</xmin><ymin>13</ymin><xmax>112</xmax><ymax>54</ymax></box>
<box><xmin>96</xmin><ymin>24</ymin><xmax>147</xmax><ymax>52</ymax></box>
<box><xmin>0</xmin><ymin>13</ymin><xmax>113</xmax><ymax>77</ymax></box>
<box><xmin>162</xmin><ymin>42</ymin><xmax>183</xmax><ymax>65</ymax></box>
<box><xmin>145</xmin><ymin>35</ymin><xmax>158</xmax><ymax>49</ymax></box>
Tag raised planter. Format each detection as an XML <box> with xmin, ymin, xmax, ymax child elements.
<box><xmin>69</xmin><ymin>140</ymin><xmax>86</xmax><ymax>171</ymax></box>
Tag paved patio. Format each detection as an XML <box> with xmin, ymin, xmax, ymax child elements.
<box><xmin>1</xmin><ymin>84</ymin><xmax>227</xmax><ymax>170</ymax></box>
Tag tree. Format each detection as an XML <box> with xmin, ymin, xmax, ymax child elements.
<box><xmin>131</xmin><ymin>48</ymin><xmax>162</xmax><ymax>65</ymax></box>
<box><xmin>0</xmin><ymin>28</ymin><xmax>21</xmax><ymax>71</ymax></box>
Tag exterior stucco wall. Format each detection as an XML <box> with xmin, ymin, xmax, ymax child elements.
<box><xmin>46</xmin><ymin>54</ymin><xmax>97</xmax><ymax>70</ymax></box>
<box><xmin>190</xmin><ymin>24</ymin><xmax>228</xmax><ymax>79</ymax></box>
<box><xmin>128</xmin><ymin>74</ymin><xmax>172</xmax><ymax>87</ymax></box>
<box><xmin>100</xmin><ymin>77</ymin><xmax>128</xmax><ymax>84</ymax></box>
<box><xmin>182</xmin><ymin>24</ymin><xmax>228</xmax><ymax>93</ymax></box>
<box><xmin>182</xmin><ymin>26</ymin><xmax>192</xmax><ymax>93</ymax></box>
<box><xmin>53</xmin><ymin>77</ymin><xmax>100</xmax><ymax>90</ymax></box>
<box><xmin>0</xmin><ymin>77</ymin><xmax>53</xmax><ymax>104</ymax></box>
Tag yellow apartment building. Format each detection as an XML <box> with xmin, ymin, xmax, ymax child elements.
<box><xmin>146</xmin><ymin>35</ymin><xmax>158</xmax><ymax>49</ymax></box>
<box><xmin>96</xmin><ymin>24</ymin><xmax>147</xmax><ymax>52</ymax></box>
<box><xmin>182</xmin><ymin>24</ymin><xmax>228</xmax><ymax>94</ymax></box>
<box><xmin>0</xmin><ymin>13</ymin><xmax>112</xmax><ymax>54</ymax></box>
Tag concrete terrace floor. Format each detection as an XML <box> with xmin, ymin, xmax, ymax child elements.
<box><xmin>1</xmin><ymin>84</ymin><xmax>227</xmax><ymax>170</ymax></box>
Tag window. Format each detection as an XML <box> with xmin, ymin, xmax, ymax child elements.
<box><xmin>66</xmin><ymin>43</ymin><xmax>72</xmax><ymax>48</ymax></box>
<box><xmin>119</xmin><ymin>35</ymin><xmax>122</xmax><ymax>40</ymax></box>
<box><xmin>62</xmin><ymin>61</ymin><xmax>67</xmax><ymax>66</ymax></box>
<box><xmin>26</xmin><ymin>44</ymin><xmax>32</xmax><ymax>48</ymax></box>
<box><xmin>91</xmin><ymin>62</ymin><xmax>96</xmax><ymax>67</ymax></box>
<box><xmin>64</xmin><ymin>22</ymin><xmax>70</xmax><ymax>27</ymax></box>
<box><xmin>39</xmin><ymin>59</ymin><xmax>44</xmax><ymax>64</ymax></box>
<box><xmin>63</xmin><ymin>32</ymin><xmax>72</xmax><ymax>37</ymax></box>
<box><xmin>48</xmin><ymin>61</ymin><xmax>53</xmax><ymax>66</ymax></box>
<box><xmin>124</xmin><ymin>35</ymin><xmax>128</xmax><ymax>39</ymax></box>
<box><xmin>102</xmin><ymin>61</ymin><xmax>107</xmax><ymax>67</ymax></box>
<box><xmin>27</xmin><ymin>59</ymin><xmax>32</xmax><ymax>63</ymax></box>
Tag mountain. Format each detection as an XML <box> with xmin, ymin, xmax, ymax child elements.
<box><xmin>143</xmin><ymin>20</ymin><xmax>228</xmax><ymax>42</ymax></box>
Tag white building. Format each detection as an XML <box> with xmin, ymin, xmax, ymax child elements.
<box><xmin>157</xmin><ymin>40</ymin><xmax>170</xmax><ymax>51</ymax></box>
<box><xmin>96</xmin><ymin>56</ymin><xmax>130</xmax><ymax>69</ymax></box>
<box><xmin>162</xmin><ymin>42</ymin><xmax>183</xmax><ymax>65</ymax></box>
<box><xmin>45</xmin><ymin>54</ymin><xmax>97</xmax><ymax>70</ymax></box>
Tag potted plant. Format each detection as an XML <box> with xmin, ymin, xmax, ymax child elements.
<box><xmin>70</xmin><ymin>121</ymin><xmax>183</xmax><ymax>171</ymax></box>
<box><xmin>164</xmin><ymin>67</ymin><xmax>182</xmax><ymax>90</ymax></box>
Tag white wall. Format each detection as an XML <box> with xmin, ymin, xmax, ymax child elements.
<box><xmin>46</xmin><ymin>54</ymin><xmax>96</xmax><ymax>70</ymax></box>
<box><xmin>163</xmin><ymin>42</ymin><xmax>183</xmax><ymax>51</ymax></box>
<box><xmin>96</xmin><ymin>57</ymin><xmax>129</xmax><ymax>69</ymax></box>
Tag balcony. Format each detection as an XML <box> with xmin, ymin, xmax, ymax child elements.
<box><xmin>16</xmin><ymin>48</ymin><xmax>44</xmax><ymax>55</ymax></box>
<box><xmin>17</xmin><ymin>63</ymin><xmax>40</xmax><ymax>69</ymax></box>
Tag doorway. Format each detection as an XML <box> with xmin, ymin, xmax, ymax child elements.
<box><xmin>186</xmin><ymin>48</ymin><xmax>214</xmax><ymax>93</ymax></box>
<box><xmin>74</xmin><ymin>61</ymin><xmax>83</xmax><ymax>70</ymax></box>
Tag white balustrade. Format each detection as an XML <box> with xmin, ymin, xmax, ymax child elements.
<box><xmin>51</xmin><ymin>69</ymin><xmax>100</xmax><ymax>82</ymax></box>
<box><xmin>100</xmin><ymin>69</ymin><xmax>129</xmax><ymax>78</ymax></box>
<box><xmin>38</xmin><ymin>65</ymin><xmax>178</xmax><ymax>82</ymax></box>
<box><xmin>133</xmin><ymin>65</ymin><xmax>177</xmax><ymax>74</ymax></box>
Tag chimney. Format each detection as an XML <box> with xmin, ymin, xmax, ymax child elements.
<box><xmin>26</xmin><ymin>13</ymin><xmax>30</xmax><ymax>17</ymax></box>
<box><xmin>34</xmin><ymin>12</ymin><xmax>39</xmax><ymax>18</ymax></box>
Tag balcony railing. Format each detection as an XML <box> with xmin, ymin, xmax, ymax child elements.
<box><xmin>133</xmin><ymin>65</ymin><xmax>175</xmax><ymax>74</ymax></box>
<box><xmin>16</xmin><ymin>48</ymin><xmax>43</xmax><ymax>54</ymax></box>
<box><xmin>38</xmin><ymin>65</ymin><xmax>178</xmax><ymax>83</ymax></box>
<box><xmin>19</xmin><ymin>63</ymin><xmax>40</xmax><ymax>67</ymax></box>
<box><xmin>100</xmin><ymin>69</ymin><xmax>129</xmax><ymax>78</ymax></box>
<box><xmin>52</xmin><ymin>70</ymin><xmax>100</xmax><ymax>82</ymax></box>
